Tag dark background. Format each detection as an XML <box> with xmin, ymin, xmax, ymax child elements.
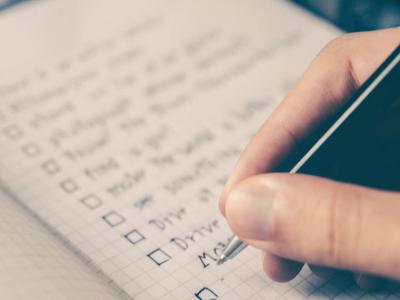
<box><xmin>293</xmin><ymin>0</ymin><xmax>400</xmax><ymax>32</ymax></box>
<box><xmin>1</xmin><ymin>0</ymin><xmax>400</xmax><ymax>32</ymax></box>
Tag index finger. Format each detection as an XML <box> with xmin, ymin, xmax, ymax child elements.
<box><xmin>219</xmin><ymin>28</ymin><xmax>400</xmax><ymax>215</ymax></box>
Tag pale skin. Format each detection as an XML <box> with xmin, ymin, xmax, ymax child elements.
<box><xmin>219</xmin><ymin>27</ymin><xmax>400</xmax><ymax>289</ymax></box>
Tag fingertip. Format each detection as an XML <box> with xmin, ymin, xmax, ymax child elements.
<box><xmin>262</xmin><ymin>252</ymin><xmax>303</xmax><ymax>282</ymax></box>
<box><xmin>224</xmin><ymin>176</ymin><xmax>275</xmax><ymax>240</ymax></box>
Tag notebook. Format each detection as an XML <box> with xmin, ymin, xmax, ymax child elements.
<box><xmin>0</xmin><ymin>0</ymin><xmax>399</xmax><ymax>299</ymax></box>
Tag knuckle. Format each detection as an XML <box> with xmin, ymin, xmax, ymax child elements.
<box><xmin>262</xmin><ymin>179</ymin><xmax>289</xmax><ymax>242</ymax></box>
<box><xmin>322</xmin><ymin>184</ymin><xmax>362</xmax><ymax>268</ymax></box>
<box><xmin>325</xmin><ymin>35</ymin><xmax>345</xmax><ymax>51</ymax></box>
<box><xmin>318</xmin><ymin>34</ymin><xmax>354</xmax><ymax>61</ymax></box>
<box><xmin>324</xmin><ymin>187</ymin><xmax>341</xmax><ymax>266</ymax></box>
<box><xmin>266</xmin><ymin>203</ymin><xmax>281</xmax><ymax>241</ymax></box>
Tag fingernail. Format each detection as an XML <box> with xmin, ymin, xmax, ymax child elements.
<box><xmin>225</xmin><ymin>178</ymin><xmax>275</xmax><ymax>240</ymax></box>
<box><xmin>219</xmin><ymin>190</ymin><xmax>228</xmax><ymax>216</ymax></box>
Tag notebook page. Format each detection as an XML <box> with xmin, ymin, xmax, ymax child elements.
<box><xmin>0</xmin><ymin>189</ymin><xmax>125</xmax><ymax>300</ymax></box>
<box><xmin>0</xmin><ymin>0</ymin><xmax>398</xmax><ymax>299</ymax></box>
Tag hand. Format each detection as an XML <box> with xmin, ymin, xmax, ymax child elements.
<box><xmin>219</xmin><ymin>27</ymin><xmax>400</xmax><ymax>289</ymax></box>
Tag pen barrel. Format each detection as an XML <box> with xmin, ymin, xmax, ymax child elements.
<box><xmin>220</xmin><ymin>45</ymin><xmax>400</xmax><ymax>264</ymax></box>
<box><xmin>281</xmin><ymin>45</ymin><xmax>400</xmax><ymax>192</ymax></box>
<box><xmin>223</xmin><ymin>236</ymin><xmax>248</xmax><ymax>259</ymax></box>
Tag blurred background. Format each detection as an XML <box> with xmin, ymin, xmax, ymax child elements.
<box><xmin>1</xmin><ymin>0</ymin><xmax>400</xmax><ymax>32</ymax></box>
<box><xmin>293</xmin><ymin>0</ymin><xmax>400</xmax><ymax>31</ymax></box>
<box><xmin>0</xmin><ymin>0</ymin><xmax>23</xmax><ymax>11</ymax></box>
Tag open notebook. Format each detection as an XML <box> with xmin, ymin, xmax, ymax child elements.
<box><xmin>0</xmin><ymin>0</ymin><xmax>399</xmax><ymax>299</ymax></box>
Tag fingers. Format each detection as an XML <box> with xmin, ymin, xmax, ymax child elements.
<box><xmin>225</xmin><ymin>173</ymin><xmax>400</xmax><ymax>280</ymax></box>
<box><xmin>219</xmin><ymin>28</ymin><xmax>400</xmax><ymax>215</ymax></box>
<box><xmin>262</xmin><ymin>251</ymin><xmax>303</xmax><ymax>282</ymax></box>
<box><xmin>219</xmin><ymin>36</ymin><xmax>356</xmax><ymax>214</ymax></box>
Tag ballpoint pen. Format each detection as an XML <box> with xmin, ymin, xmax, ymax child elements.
<box><xmin>217</xmin><ymin>44</ymin><xmax>400</xmax><ymax>265</ymax></box>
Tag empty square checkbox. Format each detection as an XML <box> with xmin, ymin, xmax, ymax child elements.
<box><xmin>3</xmin><ymin>125</ymin><xmax>23</xmax><ymax>140</ymax></box>
<box><xmin>80</xmin><ymin>194</ymin><xmax>103</xmax><ymax>210</ymax></box>
<box><xmin>42</xmin><ymin>160</ymin><xmax>61</xmax><ymax>175</ymax></box>
<box><xmin>60</xmin><ymin>179</ymin><xmax>79</xmax><ymax>193</ymax></box>
<box><xmin>195</xmin><ymin>287</ymin><xmax>218</xmax><ymax>300</ymax></box>
<box><xmin>102</xmin><ymin>211</ymin><xmax>125</xmax><ymax>227</ymax></box>
<box><xmin>147</xmin><ymin>248</ymin><xmax>171</xmax><ymax>266</ymax></box>
<box><xmin>124</xmin><ymin>229</ymin><xmax>146</xmax><ymax>245</ymax></box>
<box><xmin>22</xmin><ymin>143</ymin><xmax>41</xmax><ymax>157</ymax></box>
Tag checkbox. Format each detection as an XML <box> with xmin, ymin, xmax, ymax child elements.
<box><xmin>195</xmin><ymin>287</ymin><xmax>218</xmax><ymax>300</ymax></box>
<box><xmin>42</xmin><ymin>160</ymin><xmax>61</xmax><ymax>175</ymax></box>
<box><xmin>80</xmin><ymin>194</ymin><xmax>102</xmax><ymax>210</ymax></box>
<box><xmin>21</xmin><ymin>143</ymin><xmax>41</xmax><ymax>157</ymax></box>
<box><xmin>60</xmin><ymin>179</ymin><xmax>79</xmax><ymax>193</ymax></box>
<box><xmin>102</xmin><ymin>211</ymin><xmax>125</xmax><ymax>227</ymax></box>
<box><xmin>3</xmin><ymin>125</ymin><xmax>23</xmax><ymax>139</ymax></box>
<box><xmin>124</xmin><ymin>229</ymin><xmax>145</xmax><ymax>245</ymax></box>
<box><xmin>147</xmin><ymin>248</ymin><xmax>171</xmax><ymax>266</ymax></box>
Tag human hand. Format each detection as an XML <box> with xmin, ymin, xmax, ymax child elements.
<box><xmin>219</xmin><ymin>28</ymin><xmax>400</xmax><ymax>289</ymax></box>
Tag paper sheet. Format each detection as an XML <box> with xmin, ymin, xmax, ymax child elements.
<box><xmin>1</xmin><ymin>0</ymin><xmax>398</xmax><ymax>299</ymax></box>
<box><xmin>0</xmin><ymin>189</ymin><xmax>124</xmax><ymax>299</ymax></box>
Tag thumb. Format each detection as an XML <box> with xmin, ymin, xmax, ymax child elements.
<box><xmin>224</xmin><ymin>173</ymin><xmax>400</xmax><ymax>280</ymax></box>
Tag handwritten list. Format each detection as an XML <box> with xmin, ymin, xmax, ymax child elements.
<box><xmin>0</xmin><ymin>0</ymin><xmax>390</xmax><ymax>299</ymax></box>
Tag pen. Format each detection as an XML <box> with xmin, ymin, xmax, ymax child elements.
<box><xmin>217</xmin><ymin>43</ymin><xmax>400</xmax><ymax>265</ymax></box>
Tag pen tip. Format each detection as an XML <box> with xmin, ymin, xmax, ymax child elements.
<box><xmin>217</xmin><ymin>255</ymin><xmax>227</xmax><ymax>265</ymax></box>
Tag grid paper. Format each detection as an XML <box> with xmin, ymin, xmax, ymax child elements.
<box><xmin>0</xmin><ymin>188</ymin><xmax>123</xmax><ymax>300</ymax></box>
<box><xmin>0</xmin><ymin>0</ymin><xmax>398</xmax><ymax>299</ymax></box>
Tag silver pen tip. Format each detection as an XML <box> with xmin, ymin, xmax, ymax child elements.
<box><xmin>217</xmin><ymin>254</ymin><xmax>228</xmax><ymax>265</ymax></box>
